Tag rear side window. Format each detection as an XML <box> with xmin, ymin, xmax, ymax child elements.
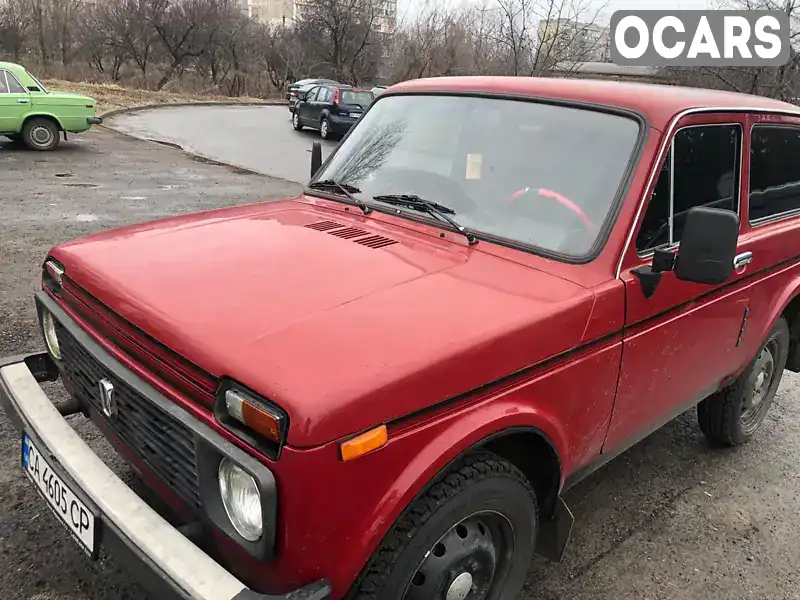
<box><xmin>340</xmin><ymin>90</ymin><xmax>373</xmax><ymax>106</ymax></box>
<box><xmin>749</xmin><ymin>125</ymin><xmax>800</xmax><ymax>223</ymax></box>
<box><xmin>320</xmin><ymin>87</ymin><xmax>333</xmax><ymax>103</ymax></box>
<box><xmin>636</xmin><ymin>124</ymin><xmax>741</xmax><ymax>253</ymax></box>
<box><xmin>0</xmin><ymin>71</ymin><xmax>8</xmax><ymax>94</ymax></box>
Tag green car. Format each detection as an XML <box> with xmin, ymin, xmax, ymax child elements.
<box><xmin>0</xmin><ymin>61</ymin><xmax>103</xmax><ymax>151</ymax></box>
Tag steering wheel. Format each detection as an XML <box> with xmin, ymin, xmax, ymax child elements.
<box><xmin>505</xmin><ymin>187</ymin><xmax>596</xmax><ymax>232</ymax></box>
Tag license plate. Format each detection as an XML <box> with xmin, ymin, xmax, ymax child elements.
<box><xmin>349</xmin><ymin>112</ymin><xmax>361</xmax><ymax>118</ymax></box>
<box><xmin>22</xmin><ymin>433</ymin><xmax>97</xmax><ymax>557</ymax></box>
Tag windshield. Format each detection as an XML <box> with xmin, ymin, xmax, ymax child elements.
<box><xmin>25</xmin><ymin>70</ymin><xmax>48</xmax><ymax>93</ymax></box>
<box><xmin>312</xmin><ymin>94</ymin><xmax>641</xmax><ymax>257</ymax></box>
<box><xmin>340</xmin><ymin>90</ymin><xmax>373</xmax><ymax>107</ymax></box>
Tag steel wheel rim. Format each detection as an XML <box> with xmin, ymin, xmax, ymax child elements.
<box><xmin>293</xmin><ymin>112</ymin><xmax>299</xmax><ymax>127</ymax></box>
<box><xmin>31</xmin><ymin>125</ymin><xmax>54</xmax><ymax>147</ymax></box>
<box><xmin>402</xmin><ymin>511</ymin><xmax>514</xmax><ymax>600</ymax></box>
<box><xmin>321</xmin><ymin>120</ymin><xmax>328</xmax><ymax>137</ymax></box>
<box><xmin>741</xmin><ymin>339</ymin><xmax>778</xmax><ymax>434</ymax></box>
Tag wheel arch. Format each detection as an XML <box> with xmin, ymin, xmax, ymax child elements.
<box><xmin>22</xmin><ymin>112</ymin><xmax>64</xmax><ymax>131</ymax></box>
<box><xmin>478</xmin><ymin>427</ymin><xmax>562</xmax><ymax>518</ymax></box>
<box><xmin>781</xmin><ymin>287</ymin><xmax>800</xmax><ymax>372</ymax></box>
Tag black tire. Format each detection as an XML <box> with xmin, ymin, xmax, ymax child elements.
<box><xmin>22</xmin><ymin>117</ymin><xmax>60</xmax><ymax>151</ymax></box>
<box><xmin>320</xmin><ymin>117</ymin><xmax>332</xmax><ymax>140</ymax></box>
<box><xmin>698</xmin><ymin>316</ymin><xmax>790</xmax><ymax>445</ymax></box>
<box><xmin>292</xmin><ymin>111</ymin><xmax>303</xmax><ymax>131</ymax></box>
<box><xmin>347</xmin><ymin>452</ymin><xmax>538</xmax><ymax>600</ymax></box>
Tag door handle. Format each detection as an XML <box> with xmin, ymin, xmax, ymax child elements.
<box><xmin>17</xmin><ymin>98</ymin><xmax>29</xmax><ymax>104</ymax></box>
<box><xmin>734</xmin><ymin>251</ymin><xmax>753</xmax><ymax>269</ymax></box>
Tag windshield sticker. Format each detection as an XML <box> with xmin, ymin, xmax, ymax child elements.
<box><xmin>466</xmin><ymin>154</ymin><xmax>483</xmax><ymax>180</ymax></box>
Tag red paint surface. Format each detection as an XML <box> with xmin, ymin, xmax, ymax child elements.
<box><xmin>42</xmin><ymin>81</ymin><xmax>800</xmax><ymax>597</ymax></box>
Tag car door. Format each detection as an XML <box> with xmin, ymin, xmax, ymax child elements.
<box><xmin>297</xmin><ymin>86</ymin><xmax>319</xmax><ymax>124</ymax></box>
<box><xmin>732</xmin><ymin>115</ymin><xmax>800</xmax><ymax>362</ymax></box>
<box><xmin>309</xmin><ymin>86</ymin><xmax>329</xmax><ymax>124</ymax></box>
<box><xmin>0</xmin><ymin>69</ymin><xmax>32</xmax><ymax>133</ymax></box>
<box><xmin>604</xmin><ymin>114</ymin><xmax>755</xmax><ymax>452</ymax></box>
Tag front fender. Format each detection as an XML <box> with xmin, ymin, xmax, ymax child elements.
<box><xmin>335</xmin><ymin>397</ymin><xmax>566</xmax><ymax>592</ymax></box>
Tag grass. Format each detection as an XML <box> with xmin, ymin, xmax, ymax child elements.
<box><xmin>42</xmin><ymin>79</ymin><xmax>283</xmax><ymax>116</ymax></box>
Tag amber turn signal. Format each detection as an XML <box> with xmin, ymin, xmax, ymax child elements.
<box><xmin>340</xmin><ymin>425</ymin><xmax>388</xmax><ymax>462</ymax></box>
<box><xmin>225</xmin><ymin>390</ymin><xmax>283</xmax><ymax>443</ymax></box>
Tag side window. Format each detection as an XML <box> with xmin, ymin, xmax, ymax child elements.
<box><xmin>305</xmin><ymin>86</ymin><xmax>319</xmax><ymax>101</ymax></box>
<box><xmin>0</xmin><ymin>71</ymin><xmax>9</xmax><ymax>94</ymax></box>
<box><xmin>749</xmin><ymin>125</ymin><xmax>800</xmax><ymax>222</ymax></box>
<box><xmin>636</xmin><ymin>124</ymin><xmax>741</xmax><ymax>253</ymax></box>
<box><xmin>321</xmin><ymin>88</ymin><xmax>333</xmax><ymax>103</ymax></box>
<box><xmin>6</xmin><ymin>72</ymin><xmax>26</xmax><ymax>94</ymax></box>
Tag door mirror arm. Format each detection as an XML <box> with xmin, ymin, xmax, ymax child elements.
<box><xmin>632</xmin><ymin>248</ymin><xmax>675</xmax><ymax>299</ymax></box>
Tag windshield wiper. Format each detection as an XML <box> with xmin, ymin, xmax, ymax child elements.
<box><xmin>309</xmin><ymin>180</ymin><xmax>372</xmax><ymax>214</ymax></box>
<box><xmin>373</xmin><ymin>194</ymin><xmax>478</xmax><ymax>245</ymax></box>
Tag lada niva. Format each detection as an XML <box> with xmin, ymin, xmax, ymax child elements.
<box><xmin>2</xmin><ymin>76</ymin><xmax>800</xmax><ymax>600</ymax></box>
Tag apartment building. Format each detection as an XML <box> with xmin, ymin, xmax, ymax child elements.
<box><xmin>538</xmin><ymin>18</ymin><xmax>611</xmax><ymax>63</ymax></box>
<box><xmin>242</xmin><ymin>0</ymin><xmax>395</xmax><ymax>33</ymax></box>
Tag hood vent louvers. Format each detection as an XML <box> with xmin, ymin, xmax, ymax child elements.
<box><xmin>305</xmin><ymin>220</ymin><xmax>344</xmax><ymax>231</ymax></box>
<box><xmin>304</xmin><ymin>221</ymin><xmax>398</xmax><ymax>250</ymax></box>
<box><xmin>355</xmin><ymin>235</ymin><xmax>398</xmax><ymax>249</ymax></box>
<box><xmin>329</xmin><ymin>227</ymin><xmax>368</xmax><ymax>239</ymax></box>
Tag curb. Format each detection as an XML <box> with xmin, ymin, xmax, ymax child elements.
<box><xmin>99</xmin><ymin>99</ymin><xmax>286</xmax><ymax>120</ymax></box>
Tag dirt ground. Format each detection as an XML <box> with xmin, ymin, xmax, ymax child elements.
<box><xmin>1</xmin><ymin>128</ymin><xmax>800</xmax><ymax>600</ymax></box>
<box><xmin>42</xmin><ymin>79</ymin><xmax>279</xmax><ymax>116</ymax></box>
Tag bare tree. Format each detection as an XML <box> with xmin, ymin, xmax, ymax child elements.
<box><xmin>0</xmin><ymin>0</ymin><xmax>31</xmax><ymax>62</ymax></box>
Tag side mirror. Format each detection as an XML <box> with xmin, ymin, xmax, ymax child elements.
<box><xmin>311</xmin><ymin>141</ymin><xmax>322</xmax><ymax>179</ymax></box>
<box><xmin>674</xmin><ymin>206</ymin><xmax>739</xmax><ymax>284</ymax></box>
<box><xmin>632</xmin><ymin>206</ymin><xmax>739</xmax><ymax>298</ymax></box>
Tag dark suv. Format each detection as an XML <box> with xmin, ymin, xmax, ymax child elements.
<box><xmin>291</xmin><ymin>84</ymin><xmax>375</xmax><ymax>139</ymax></box>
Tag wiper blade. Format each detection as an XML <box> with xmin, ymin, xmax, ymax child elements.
<box><xmin>373</xmin><ymin>194</ymin><xmax>478</xmax><ymax>245</ymax></box>
<box><xmin>309</xmin><ymin>180</ymin><xmax>372</xmax><ymax>214</ymax></box>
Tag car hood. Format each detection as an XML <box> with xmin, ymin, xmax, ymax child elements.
<box><xmin>51</xmin><ymin>198</ymin><xmax>595</xmax><ymax>447</ymax></box>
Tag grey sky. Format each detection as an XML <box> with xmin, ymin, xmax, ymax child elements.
<box><xmin>397</xmin><ymin>0</ymin><xmax>716</xmax><ymax>25</ymax></box>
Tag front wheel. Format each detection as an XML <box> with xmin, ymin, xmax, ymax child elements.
<box><xmin>292</xmin><ymin>111</ymin><xmax>303</xmax><ymax>131</ymax></box>
<box><xmin>22</xmin><ymin>118</ymin><xmax>60</xmax><ymax>151</ymax></box>
<box><xmin>698</xmin><ymin>316</ymin><xmax>790</xmax><ymax>445</ymax></box>
<box><xmin>347</xmin><ymin>452</ymin><xmax>538</xmax><ymax>600</ymax></box>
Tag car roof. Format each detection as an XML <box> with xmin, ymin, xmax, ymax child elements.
<box><xmin>0</xmin><ymin>61</ymin><xmax>27</xmax><ymax>76</ymax></box>
<box><xmin>388</xmin><ymin>76</ymin><xmax>800</xmax><ymax>129</ymax></box>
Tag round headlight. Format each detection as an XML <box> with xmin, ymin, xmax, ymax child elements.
<box><xmin>42</xmin><ymin>309</ymin><xmax>61</xmax><ymax>360</ymax></box>
<box><xmin>218</xmin><ymin>458</ymin><xmax>262</xmax><ymax>541</ymax></box>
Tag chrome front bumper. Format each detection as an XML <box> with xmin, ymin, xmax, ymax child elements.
<box><xmin>0</xmin><ymin>351</ymin><xmax>330</xmax><ymax>600</ymax></box>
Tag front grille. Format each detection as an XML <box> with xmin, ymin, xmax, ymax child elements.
<box><xmin>57</xmin><ymin>322</ymin><xmax>202</xmax><ymax>509</ymax></box>
<box><xmin>60</xmin><ymin>276</ymin><xmax>218</xmax><ymax>408</ymax></box>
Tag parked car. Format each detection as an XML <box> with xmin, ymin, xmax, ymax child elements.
<box><xmin>292</xmin><ymin>83</ymin><xmax>374</xmax><ymax>139</ymax></box>
<box><xmin>288</xmin><ymin>82</ymin><xmax>317</xmax><ymax>114</ymax></box>
<box><xmin>0</xmin><ymin>61</ymin><xmax>102</xmax><ymax>150</ymax></box>
<box><xmin>285</xmin><ymin>78</ymin><xmax>339</xmax><ymax>103</ymax></box>
<box><xmin>4</xmin><ymin>76</ymin><xmax>800</xmax><ymax>600</ymax></box>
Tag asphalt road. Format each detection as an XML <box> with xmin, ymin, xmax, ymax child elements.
<box><xmin>1</xmin><ymin>127</ymin><xmax>800</xmax><ymax>600</ymax></box>
<box><xmin>107</xmin><ymin>105</ymin><xmax>339</xmax><ymax>184</ymax></box>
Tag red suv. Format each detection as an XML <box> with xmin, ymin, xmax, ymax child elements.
<box><xmin>2</xmin><ymin>76</ymin><xmax>800</xmax><ymax>600</ymax></box>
